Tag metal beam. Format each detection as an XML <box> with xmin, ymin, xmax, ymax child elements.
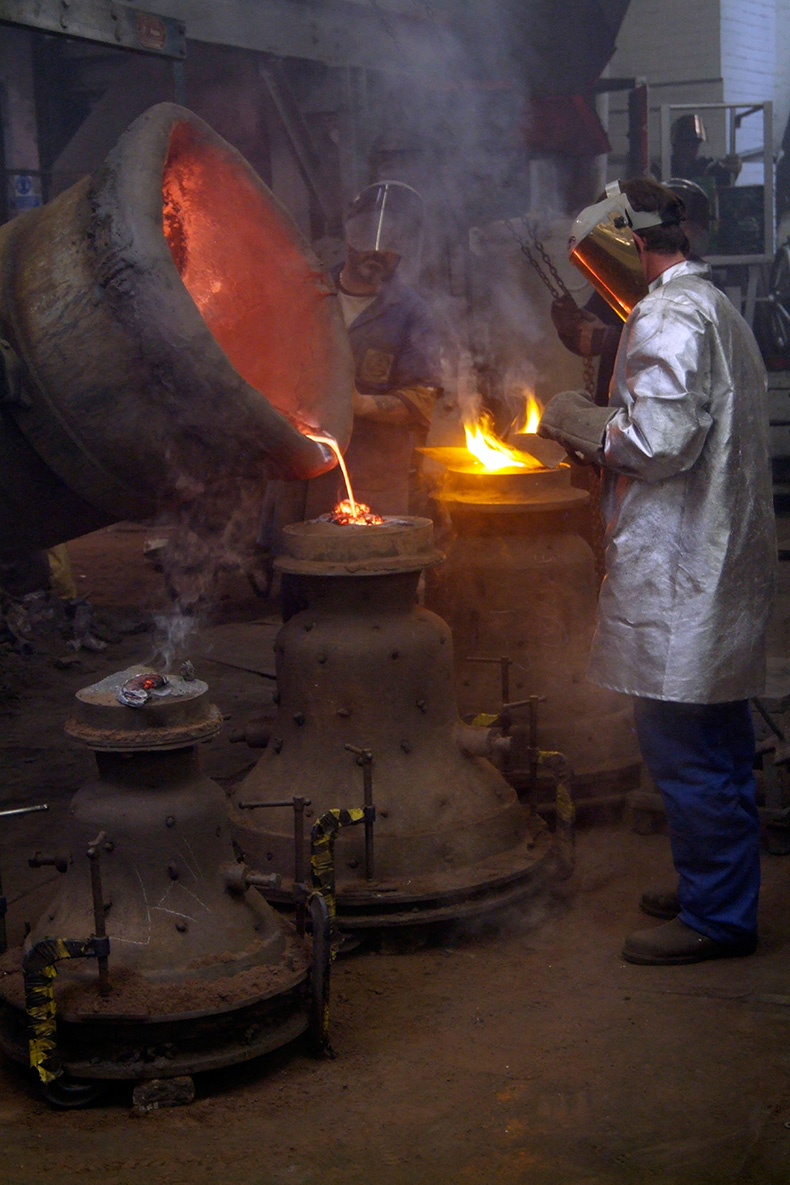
<box><xmin>0</xmin><ymin>0</ymin><xmax>185</xmax><ymax>59</ymax></box>
<box><xmin>259</xmin><ymin>58</ymin><xmax>340</xmax><ymax>232</ymax></box>
<box><xmin>115</xmin><ymin>0</ymin><xmax>463</xmax><ymax>76</ymax></box>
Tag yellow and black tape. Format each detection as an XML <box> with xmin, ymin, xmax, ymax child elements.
<box><xmin>23</xmin><ymin>936</ymin><xmax>110</xmax><ymax>1084</ymax></box>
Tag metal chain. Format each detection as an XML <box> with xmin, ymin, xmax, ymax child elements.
<box><xmin>505</xmin><ymin>219</ymin><xmax>597</xmax><ymax>397</ymax></box>
<box><xmin>504</xmin><ymin>218</ymin><xmax>571</xmax><ymax>301</ymax></box>
<box><xmin>582</xmin><ymin>355</ymin><xmax>596</xmax><ymax>397</ymax></box>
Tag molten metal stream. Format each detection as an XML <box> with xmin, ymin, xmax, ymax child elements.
<box><xmin>305</xmin><ymin>432</ymin><xmax>357</xmax><ymax>515</ymax></box>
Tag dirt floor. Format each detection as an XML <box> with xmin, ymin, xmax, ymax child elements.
<box><xmin>3</xmin><ymin>523</ymin><xmax>790</xmax><ymax>1185</ymax></box>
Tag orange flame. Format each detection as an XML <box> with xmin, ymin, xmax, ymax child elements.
<box><xmin>464</xmin><ymin>413</ymin><xmax>539</xmax><ymax>471</ymax></box>
<box><xmin>328</xmin><ymin>499</ymin><xmax>383</xmax><ymax>526</ymax></box>
<box><xmin>517</xmin><ymin>392</ymin><xmax>541</xmax><ymax>435</ymax></box>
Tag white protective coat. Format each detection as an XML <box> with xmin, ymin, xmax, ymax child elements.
<box><xmin>588</xmin><ymin>259</ymin><xmax>776</xmax><ymax>703</ymax></box>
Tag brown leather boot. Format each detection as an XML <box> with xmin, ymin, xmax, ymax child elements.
<box><xmin>622</xmin><ymin>918</ymin><xmax>757</xmax><ymax>965</ymax></box>
<box><xmin>639</xmin><ymin>886</ymin><xmax>680</xmax><ymax>919</ymax></box>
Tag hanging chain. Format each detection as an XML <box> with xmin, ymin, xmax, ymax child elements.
<box><xmin>582</xmin><ymin>356</ymin><xmax>596</xmax><ymax>397</ymax></box>
<box><xmin>504</xmin><ymin>218</ymin><xmax>571</xmax><ymax>301</ymax></box>
<box><xmin>505</xmin><ymin>219</ymin><xmax>597</xmax><ymax>397</ymax></box>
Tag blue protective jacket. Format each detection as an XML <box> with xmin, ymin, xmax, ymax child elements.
<box><xmin>311</xmin><ymin>268</ymin><xmax>443</xmax><ymax>516</ymax></box>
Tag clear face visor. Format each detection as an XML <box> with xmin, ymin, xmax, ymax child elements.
<box><xmin>344</xmin><ymin>181</ymin><xmax>424</xmax><ymax>260</ymax></box>
<box><xmin>567</xmin><ymin>185</ymin><xmax>662</xmax><ymax>321</ymax></box>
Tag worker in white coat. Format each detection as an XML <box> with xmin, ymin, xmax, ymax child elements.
<box><xmin>538</xmin><ymin>176</ymin><xmax>776</xmax><ymax>965</ymax></box>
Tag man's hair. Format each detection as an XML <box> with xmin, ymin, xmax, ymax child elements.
<box><xmin>621</xmin><ymin>177</ymin><xmax>690</xmax><ymax>257</ymax></box>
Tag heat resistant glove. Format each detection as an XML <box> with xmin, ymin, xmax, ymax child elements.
<box><xmin>550</xmin><ymin>295</ymin><xmax>610</xmax><ymax>357</ymax></box>
<box><xmin>537</xmin><ymin>389</ymin><xmax>616</xmax><ymax>466</ymax></box>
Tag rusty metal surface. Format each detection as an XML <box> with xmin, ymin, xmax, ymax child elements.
<box><xmin>0</xmin><ymin>103</ymin><xmax>353</xmax><ymax>552</ymax></box>
<box><xmin>421</xmin><ymin>449</ymin><xmax>589</xmax><ymax>511</ymax></box>
<box><xmin>262</xmin><ymin>827</ymin><xmax>559</xmax><ymax>928</ymax></box>
<box><xmin>231</xmin><ymin>518</ymin><xmax>553</xmax><ymax>925</ymax></box>
<box><xmin>0</xmin><ymin>0</ymin><xmax>186</xmax><ymax>57</ymax></box>
<box><xmin>425</xmin><ymin>471</ymin><xmax>641</xmax><ymax>784</ymax></box>
<box><xmin>274</xmin><ymin>517</ymin><xmax>444</xmax><ymax>577</ymax></box>
<box><xmin>0</xmin><ymin>981</ymin><xmax>310</xmax><ymax>1080</ymax></box>
<box><xmin>0</xmin><ymin>923</ymin><xmax>310</xmax><ymax>1023</ymax></box>
<box><xmin>64</xmin><ymin>665</ymin><xmax>223</xmax><ymax>751</ymax></box>
<box><xmin>0</xmin><ymin>671</ymin><xmax>314</xmax><ymax>1083</ymax></box>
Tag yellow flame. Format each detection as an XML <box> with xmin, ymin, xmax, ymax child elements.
<box><xmin>513</xmin><ymin>391</ymin><xmax>541</xmax><ymax>435</ymax></box>
<box><xmin>464</xmin><ymin>414</ymin><xmax>526</xmax><ymax>471</ymax></box>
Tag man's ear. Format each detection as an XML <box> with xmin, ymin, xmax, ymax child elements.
<box><xmin>632</xmin><ymin>231</ymin><xmax>646</xmax><ymax>258</ymax></box>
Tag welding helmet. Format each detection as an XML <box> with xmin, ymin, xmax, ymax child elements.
<box><xmin>567</xmin><ymin>181</ymin><xmax>664</xmax><ymax>321</ymax></box>
<box><xmin>344</xmin><ymin>180</ymin><xmax>424</xmax><ymax>260</ymax></box>
<box><xmin>671</xmin><ymin>113</ymin><xmax>708</xmax><ymax>149</ymax></box>
<box><xmin>666</xmin><ymin>176</ymin><xmax>711</xmax><ymax>255</ymax></box>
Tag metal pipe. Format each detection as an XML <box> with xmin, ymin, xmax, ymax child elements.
<box><xmin>344</xmin><ymin>746</ymin><xmax>375</xmax><ymax>881</ymax></box>
<box><xmin>86</xmin><ymin>831</ymin><xmax>111</xmax><ymax>997</ymax></box>
<box><xmin>0</xmin><ymin>803</ymin><xmax>48</xmax><ymax>955</ymax></box>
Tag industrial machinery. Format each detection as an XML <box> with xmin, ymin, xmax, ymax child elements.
<box><xmin>422</xmin><ymin>447</ymin><xmax>641</xmax><ymax>802</ymax></box>
<box><xmin>0</xmin><ymin>101</ymin><xmax>353</xmax><ymax>557</ymax></box>
<box><xmin>229</xmin><ymin>515</ymin><xmax>573</xmax><ymax>932</ymax></box>
<box><xmin>0</xmin><ymin>668</ymin><xmax>317</xmax><ymax>1107</ymax></box>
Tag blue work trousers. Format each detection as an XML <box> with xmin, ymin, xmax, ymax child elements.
<box><xmin>633</xmin><ymin>697</ymin><xmax>760</xmax><ymax>943</ymax></box>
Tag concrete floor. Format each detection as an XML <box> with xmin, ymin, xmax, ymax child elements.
<box><xmin>2</xmin><ymin>522</ymin><xmax>790</xmax><ymax>1184</ymax></box>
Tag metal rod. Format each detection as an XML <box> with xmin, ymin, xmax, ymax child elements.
<box><xmin>0</xmin><ymin>804</ymin><xmax>48</xmax><ymax>955</ymax></box>
<box><xmin>0</xmin><ymin>863</ymin><xmax>6</xmax><ymax>956</ymax></box>
<box><xmin>293</xmin><ymin>796</ymin><xmax>308</xmax><ymax>938</ymax></box>
<box><xmin>0</xmin><ymin>803</ymin><xmax>48</xmax><ymax>818</ymax></box>
<box><xmin>86</xmin><ymin>831</ymin><xmax>110</xmax><ymax>997</ymax></box>
<box><xmin>500</xmin><ymin>657</ymin><xmax>511</xmax><ymax>707</ymax></box>
<box><xmin>529</xmin><ymin>695</ymin><xmax>540</xmax><ymax>799</ymax></box>
<box><xmin>466</xmin><ymin>655</ymin><xmax>512</xmax><ymax>709</ymax></box>
<box><xmin>344</xmin><ymin>745</ymin><xmax>375</xmax><ymax>881</ymax></box>
<box><xmin>238</xmin><ymin>799</ymin><xmax>305</xmax><ymax>809</ymax></box>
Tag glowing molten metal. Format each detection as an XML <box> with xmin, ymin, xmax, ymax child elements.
<box><xmin>327</xmin><ymin>499</ymin><xmax>384</xmax><ymax>526</ymax></box>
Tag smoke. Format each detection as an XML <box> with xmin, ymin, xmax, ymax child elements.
<box><xmin>147</xmin><ymin>478</ymin><xmax>267</xmax><ymax>674</ymax></box>
<box><xmin>347</xmin><ymin>3</ymin><xmax>593</xmax><ymax>425</ymax></box>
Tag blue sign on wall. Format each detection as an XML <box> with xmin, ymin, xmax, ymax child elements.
<box><xmin>13</xmin><ymin>174</ymin><xmax>41</xmax><ymax>211</ymax></box>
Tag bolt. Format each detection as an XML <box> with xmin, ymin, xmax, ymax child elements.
<box><xmin>293</xmin><ymin>712</ymin><xmax>305</xmax><ymax>726</ymax></box>
<box><xmin>165</xmin><ymin>815</ymin><xmax>175</xmax><ymax>828</ymax></box>
<box><xmin>401</xmin><ymin>740</ymin><xmax>412</xmax><ymax>754</ymax></box>
<box><xmin>391</xmin><ymin>650</ymin><xmax>400</xmax><ymax>659</ymax></box>
<box><xmin>416</xmin><ymin>699</ymin><xmax>427</xmax><ymax>713</ymax></box>
<box><xmin>337</xmin><ymin>708</ymin><xmax>351</xmax><ymax>718</ymax></box>
<box><xmin>167</xmin><ymin>862</ymin><xmax>179</xmax><ymax>880</ymax></box>
<box><xmin>175</xmin><ymin>920</ymin><xmax>188</xmax><ymax>932</ymax></box>
<box><xmin>380</xmin><ymin>809</ymin><xmax>389</xmax><ymax>819</ymax></box>
<box><xmin>317</xmin><ymin>654</ymin><xmax>327</xmax><ymax>664</ymax></box>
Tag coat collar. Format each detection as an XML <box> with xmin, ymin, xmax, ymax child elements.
<box><xmin>648</xmin><ymin>257</ymin><xmax>712</xmax><ymax>292</ymax></box>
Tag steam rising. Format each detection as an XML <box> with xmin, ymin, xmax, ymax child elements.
<box><xmin>148</xmin><ymin>480</ymin><xmax>266</xmax><ymax>673</ymax></box>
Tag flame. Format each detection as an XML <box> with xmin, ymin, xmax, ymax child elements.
<box><xmin>464</xmin><ymin>414</ymin><xmax>527</xmax><ymax>471</ymax></box>
<box><xmin>328</xmin><ymin>499</ymin><xmax>383</xmax><ymax>526</ymax></box>
<box><xmin>518</xmin><ymin>392</ymin><xmax>542</xmax><ymax>435</ymax></box>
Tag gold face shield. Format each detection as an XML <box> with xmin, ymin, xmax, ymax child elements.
<box><xmin>567</xmin><ymin>183</ymin><xmax>663</xmax><ymax>321</ymax></box>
